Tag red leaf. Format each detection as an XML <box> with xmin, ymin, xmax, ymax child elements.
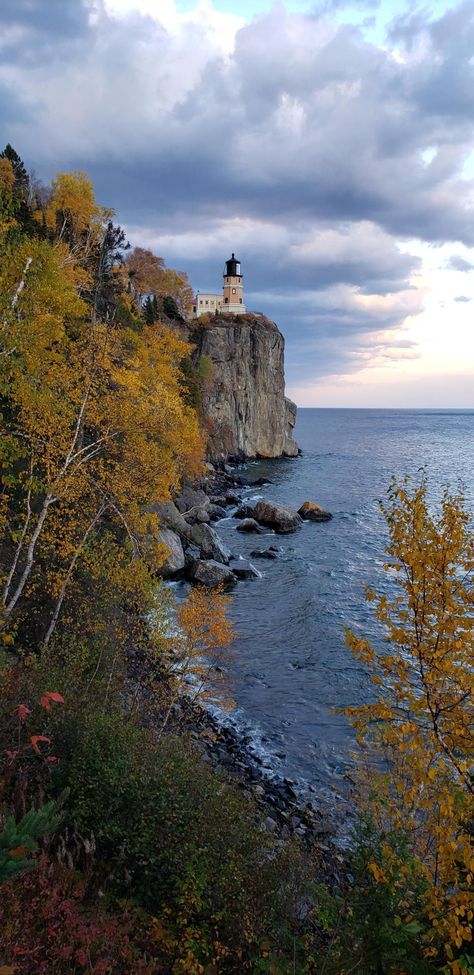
<box><xmin>14</xmin><ymin>704</ymin><xmax>31</xmax><ymax>722</ymax></box>
<box><xmin>46</xmin><ymin>755</ymin><xmax>58</xmax><ymax>763</ymax></box>
<box><xmin>4</xmin><ymin>749</ymin><xmax>18</xmax><ymax>765</ymax></box>
<box><xmin>40</xmin><ymin>691</ymin><xmax>64</xmax><ymax>712</ymax></box>
<box><xmin>30</xmin><ymin>735</ymin><xmax>50</xmax><ymax>755</ymax></box>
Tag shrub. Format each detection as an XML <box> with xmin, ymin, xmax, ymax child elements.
<box><xmin>51</xmin><ymin>709</ymin><xmax>306</xmax><ymax>971</ymax></box>
<box><xmin>0</xmin><ymin>856</ymin><xmax>159</xmax><ymax>974</ymax></box>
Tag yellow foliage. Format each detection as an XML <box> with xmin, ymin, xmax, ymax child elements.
<box><xmin>0</xmin><ymin>183</ymin><xmax>203</xmax><ymax>644</ymax></box>
<box><xmin>345</xmin><ymin>476</ymin><xmax>474</xmax><ymax>963</ymax></box>
<box><xmin>47</xmin><ymin>170</ymin><xmax>101</xmax><ymax>238</ymax></box>
<box><xmin>149</xmin><ymin>585</ymin><xmax>235</xmax><ymax>733</ymax></box>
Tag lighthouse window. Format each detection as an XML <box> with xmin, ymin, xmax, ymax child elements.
<box><xmin>240</xmin><ymin>299</ymin><xmax>242</xmax><ymax>304</ymax></box>
<box><xmin>232</xmin><ymin>288</ymin><xmax>236</xmax><ymax>294</ymax></box>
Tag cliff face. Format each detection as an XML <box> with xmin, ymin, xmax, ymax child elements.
<box><xmin>188</xmin><ymin>313</ymin><xmax>299</xmax><ymax>462</ymax></box>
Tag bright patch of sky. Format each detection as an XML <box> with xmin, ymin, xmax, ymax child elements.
<box><xmin>174</xmin><ymin>0</ymin><xmax>457</xmax><ymax>45</ymax></box>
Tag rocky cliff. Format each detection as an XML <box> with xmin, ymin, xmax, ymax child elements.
<box><xmin>186</xmin><ymin>313</ymin><xmax>299</xmax><ymax>462</ymax></box>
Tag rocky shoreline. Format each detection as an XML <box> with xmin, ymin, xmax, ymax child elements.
<box><xmin>141</xmin><ymin>460</ymin><xmax>346</xmax><ymax>874</ymax></box>
<box><xmin>146</xmin><ymin>460</ymin><xmax>332</xmax><ymax>589</ymax></box>
<box><xmin>181</xmin><ymin>699</ymin><xmax>346</xmax><ymax>877</ymax></box>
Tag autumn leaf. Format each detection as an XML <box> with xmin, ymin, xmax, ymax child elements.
<box><xmin>30</xmin><ymin>735</ymin><xmax>50</xmax><ymax>754</ymax></box>
<box><xmin>14</xmin><ymin>704</ymin><xmax>31</xmax><ymax>722</ymax></box>
<box><xmin>40</xmin><ymin>690</ymin><xmax>65</xmax><ymax>712</ymax></box>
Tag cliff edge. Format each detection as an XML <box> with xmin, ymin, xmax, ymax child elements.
<box><xmin>187</xmin><ymin>313</ymin><xmax>299</xmax><ymax>463</ymax></box>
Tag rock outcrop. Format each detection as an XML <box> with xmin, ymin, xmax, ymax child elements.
<box><xmin>187</xmin><ymin>313</ymin><xmax>298</xmax><ymax>462</ymax></box>
<box><xmin>155</xmin><ymin>528</ymin><xmax>185</xmax><ymax>578</ymax></box>
<box><xmin>253</xmin><ymin>500</ymin><xmax>302</xmax><ymax>533</ymax></box>
<box><xmin>298</xmin><ymin>501</ymin><xmax>333</xmax><ymax>522</ymax></box>
<box><xmin>188</xmin><ymin>559</ymin><xmax>237</xmax><ymax>588</ymax></box>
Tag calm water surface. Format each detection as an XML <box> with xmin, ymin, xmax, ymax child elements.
<box><xmin>212</xmin><ymin>409</ymin><xmax>474</xmax><ymax>803</ymax></box>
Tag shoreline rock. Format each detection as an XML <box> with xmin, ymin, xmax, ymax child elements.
<box><xmin>253</xmin><ymin>499</ymin><xmax>302</xmax><ymax>533</ymax></box>
<box><xmin>298</xmin><ymin>500</ymin><xmax>333</xmax><ymax>522</ymax></box>
<box><xmin>155</xmin><ymin>528</ymin><xmax>185</xmax><ymax>578</ymax></box>
<box><xmin>188</xmin><ymin>559</ymin><xmax>237</xmax><ymax>588</ymax></box>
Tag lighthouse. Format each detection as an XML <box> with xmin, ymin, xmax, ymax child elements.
<box><xmin>222</xmin><ymin>253</ymin><xmax>245</xmax><ymax>314</ymax></box>
<box><xmin>192</xmin><ymin>253</ymin><xmax>246</xmax><ymax>317</ymax></box>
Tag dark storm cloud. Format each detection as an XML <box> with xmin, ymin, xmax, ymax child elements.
<box><xmin>0</xmin><ymin>0</ymin><xmax>87</xmax><ymax>32</ymax></box>
<box><xmin>0</xmin><ymin>0</ymin><xmax>90</xmax><ymax>61</ymax></box>
<box><xmin>0</xmin><ymin>0</ymin><xmax>472</xmax><ymax>387</ymax></box>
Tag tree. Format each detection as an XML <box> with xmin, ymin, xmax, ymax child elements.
<box><xmin>125</xmin><ymin>247</ymin><xmax>193</xmax><ymax>317</ymax></box>
<box><xmin>155</xmin><ymin>585</ymin><xmax>235</xmax><ymax>736</ymax></box>
<box><xmin>163</xmin><ymin>295</ymin><xmax>182</xmax><ymax>320</ymax></box>
<box><xmin>0</xmin><ymin>158</ymin><xmax>17</xmax><ymax>246</ymax></box>
<box><xmin>0</xmin><ymin>145</ymin><xmax>29</xmax><ymax>201</ymax></box>
<box><xmin>1</xmin><ymin>224</ymin><xmax>202</xmax><ymax>647</ymax></box>
<box><xmin>46</xmin><ymin>170</ymin><xmax>101</xmax><ymax>246</ymax></box>
<box><xmin>345</xmin><ymin>476</ymin><xmax>474</xmax><ymax>972</ymax></box>
<box><xmin>125</xmin><ymin>247</ymin><xmax>166</xmax><ymax>306</ymax></box>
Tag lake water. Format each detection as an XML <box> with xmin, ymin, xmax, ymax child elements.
<box><xmin>214</xmin><ymin>408</ymin><xmax>474</xmax><ymax>806</ymax></box>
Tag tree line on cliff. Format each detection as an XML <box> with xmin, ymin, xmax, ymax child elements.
<box><xmin>0</xmin><ymin>146</ymin><xmax>472</xmax><ymax>974</ymax></box>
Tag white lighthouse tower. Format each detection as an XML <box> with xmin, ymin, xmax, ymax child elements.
<box><xmin>222</xmin><ymin>253</ymin><xmax>245</xmax><ymax>314</ymax></box>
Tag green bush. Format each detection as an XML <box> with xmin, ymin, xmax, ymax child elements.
<box><xmin>51</xmin><ymin>708</ymin><xmax>306</xmax><ymax>970</ymax></box>
<box><xmin>315</xmin><ymin>816</ymin><xmax>436</xmax><ymax>975</ymax></box>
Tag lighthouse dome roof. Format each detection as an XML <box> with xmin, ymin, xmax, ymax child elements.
<box><xmin>224</xmin><ymin>253</ymin><xmax>241</xmax><ymax>276</ymax></box>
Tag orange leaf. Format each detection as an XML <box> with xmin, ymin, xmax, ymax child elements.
<box><xmin>40</xmin><ymin>691</ymin><xmax>65</xmax><ymax>712</ymax></box>
<box><xmin>8</xmin><ymin>846</ymin><xmax>28</xmax><ymax>858</ymax></box>
<box><xmin>30</xmin><ymin>735</ymin><xmax>50</xmax><ymax>755</ymax></box>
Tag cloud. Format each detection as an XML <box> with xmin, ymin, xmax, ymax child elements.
<box><xmin>454</xmin><ymin>295</ymin><xmax>471</xmax><ymax>302</ymax></box>
<box><xmin>0</xmin><ymin>0</ymin><xmax>473</xmax><ymax>393</ymax></box>
<box><xmin>447</xmin><ymin>255</ymin><xmax>474</xmax><ymax>272</ymax></box>
<box><xmin>0</xmin><ymin>0</ymin><xmax>90</xmax><ymax>61</ymax></box>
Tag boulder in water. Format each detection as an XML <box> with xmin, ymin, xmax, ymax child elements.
<box><xmin>250</xmin><ymin>548</ymin><xmax>279</xmax><ymax>560</ymax></box>
<box><xmin>298</xmin><ymin>501</ymin><xmax>332</xmax><ymax>522</ymax></box>
<box><xmin>233</xmin><ymin>504</ymin><xmax>256</xmax><ymax>520</ymax></box>
<box><xmin>208</xmin><ymin>503</ymin><xmax>227</xmax><ymax>521</ymax></box>
<box><xmin>228</xmin><ymin>559</ymin><xmax>260</xmax><ymax>579</ymax></box>
<box><xmin>254</xmin><ymin>500</ymin><xmax>302</xmax><ymax>533</ymax></box>
<box><xmin>236</xmin><ymin>518</ymin><xmax>266</xmax><ymax>533</ymax></box>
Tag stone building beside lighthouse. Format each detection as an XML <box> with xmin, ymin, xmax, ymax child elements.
<box><xmin>192</xmin><ymin>253</ymin><xmax>246</xmax><ymax>317</ymax></box>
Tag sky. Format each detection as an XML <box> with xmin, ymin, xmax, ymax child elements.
<box><xmin>0</xmin><ymin>0</ymin><xmax>473</xmax><ymax>407</ymax></box>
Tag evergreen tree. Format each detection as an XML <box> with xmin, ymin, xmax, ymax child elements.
<box><xmin>1</xmin><ymin>144</ymin><xmax>29</xmax><ymax>200</ymax></box>
<box><xmin>144</xmin><ymin>295</ymin><xmax>155</xmax><ymax>324</ymax></box>
<box><xmin>163</xmin><ymin>294</ymin><xmax>183</xmax><ymax>321</ymax></box>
